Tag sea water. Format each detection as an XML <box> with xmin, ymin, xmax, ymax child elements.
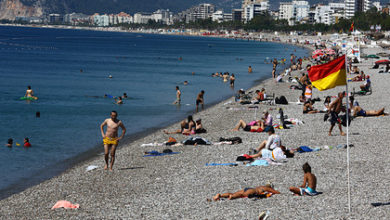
<box><xmin>0</xmin><ymin>26</ymin><xmax>308</xmax><ymax>198</ymax></box>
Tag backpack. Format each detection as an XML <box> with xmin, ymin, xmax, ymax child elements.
<box><xmin>275</xmin><ymin>96</ymin><xmax>288</xmax><ymax>105</ymax></box>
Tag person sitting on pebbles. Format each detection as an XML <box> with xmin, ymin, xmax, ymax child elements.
<box><xmin>289</xmin><ymin>162</ymin><xmax>319</xmax><ymax>196</ymax></box>
<box><xmin>303</xmin><ymin>100</ymin><xmax>320</xmax><ymax>114</ymax></box>
<box><xmin>164</xmin><ymin>115</ymin><xmax>195</xmax><ymax>135</ymax></box>
<box><xmin>210</xmin><ymin>184</ymin><xmax>280</xmax><ymax>201</ymax></box>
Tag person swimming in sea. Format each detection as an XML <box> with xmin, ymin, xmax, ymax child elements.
<box><xmin>25</xmin><ymin>85</ymin><xmax>37</xmax><ymax>99</ymax></box>
<box><xmin>115</xmin><ymin>97</ymin><xmax>123</xmax><ymax>105</ymax></box>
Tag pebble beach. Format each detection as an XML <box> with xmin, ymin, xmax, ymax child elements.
<box><xmin>0</xmin><ymin>34</ymin><xmax>389</xmax><ymax>220</ymax></box>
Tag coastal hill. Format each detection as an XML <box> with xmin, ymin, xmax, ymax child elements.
<box><xmin>0</xmin><ymin>0</ymin><xmax>387</xmax><ymax>21</ymax></box>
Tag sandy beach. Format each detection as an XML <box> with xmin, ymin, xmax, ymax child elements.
<box><xmin>1</xmin><ymin>34</ymin><xmax>389</xmax><ymax>219</ymax></box>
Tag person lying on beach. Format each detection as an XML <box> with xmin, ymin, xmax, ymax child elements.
<box><xmin>210</xmin><ymin>184</ymin><xmax>280</xmax><ymax>201</ymax></box>
<box><xmin>303</xmin><ymin>100</ymin><xmax>319</xmax><ymax>114</ymax></box>
<box><xmin>352</xmin><ymin>106</ymin><xmax>386</xmax><ymax>117</ymax></box>
<box><xmin>164</xmin><ymin>115</ymin><xmax>195</xmax><ymax>135</ymax></box>
<box><xmin>352</xmin><ymin>71</ymin><xmax>365</xmax><ymax>81</ymax></box>
<box><xmin>233</xmin><ymin>119</ymin><xmax>264</xmax><ymax>132</ymax></box>
<box><xmin>289</xmin><ymin>162</ymin><xmax>319</xmax><ymax>196</ymax></box>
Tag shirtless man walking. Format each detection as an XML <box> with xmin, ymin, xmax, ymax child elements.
<box><xmin>100</xmin><ymin>111</ymin><xmax>126</xmax><ymax>170</ymax></box>
<box><xmin>328</xmin><ymin>92</ymin><xmax>346</xmax><ymax>136</ymax></box>
<box><xmin>173</xmin><ymin>86</ymin><xmax>181</xmax><ymax>105</ymax></box>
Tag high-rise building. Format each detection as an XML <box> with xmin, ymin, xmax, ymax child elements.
<box><xmin>279</xmin><ymin>1</ymin><xmax>309</xmax><ymax>25</ymax></box>
<box><xmin>345</xmin><ymin>0</ymin><xmax>371</xmax><ymax>19</ymax></box>
<box><xmin>181</xmin><ymin>3</ymin><xmax>215</xmax><ymax>23</ymax></box>
<box><xmin>243</xmin><ymin>1</ymin><xmax>269</xmax><ymax>22</ymax></box>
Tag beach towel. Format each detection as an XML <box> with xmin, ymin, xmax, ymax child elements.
<box><xmin>51</xmin><ymin>200</ymin><xmax>80</xmax><ymax>210</ymax></box>
<box><xmin>143</xmin><ymin>151</ymin><xmax>180</xmax><ymax>157</ymax></box>
<box><xmin>246</xmin><ymin>159</ymin><xmax>269</xmax><ymax>166</ymax></box>
<box><xmin>86</xmin><ymin>165</ymin><xmax>99</xmax><ymax>172</ymax></box>
<box><xmin>183</xmin><ymin>137</ymin><xmax>211</xmax><ymax>145</ymax></box>
<box><xmin>206</xmin><ymin>163</ymin><xmax>238</xmax><ymax>166</ymax></box>
<box><xmin>297</xmin><ymin>146</ymin><xmax>313</xmax><ymax>153</ymax></box>
<box><xmin>219</xmin><ymin>137</ymin><xmax>242</xmax><ymax>144</ymax></box>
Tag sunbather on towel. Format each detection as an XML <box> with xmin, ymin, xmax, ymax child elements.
<box><xmin>211</xmin><ymin>185</ymin><xmax>280</xmax><ymax>201</ymax></box>
<box><xmin>289</xmin><ymin>162</ymin><xmax>319</xmax><ymax>196</ymax></box>
<box><xmin>233</xmin><ymin>119</ymin><xmax>264</xmax><ymax>132</ymax></box>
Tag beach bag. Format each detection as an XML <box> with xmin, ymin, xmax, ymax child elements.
<box><xmin>275</xmin><ymin>96</ymin><xmax>288</xmax><ymax>105</ymax></box>
<box><xmin>340</xmin><ymin>114</ymin><xmax>352</xmax><ymax>127</ymax></box>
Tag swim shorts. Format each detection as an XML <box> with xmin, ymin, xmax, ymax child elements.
<box><xmin>299</xmin><ymin>187</ymin><xmax>319</xmax><ymax>196</ymax></box>
<box><xmin>357</xmin><ymin>109</ymin><xmax>366</xmax><ymax>117</ymax></box>
<box><xmin>103</xmin><ymin>137</ymin><xmax>118</xmax><ymax>145</ymax></box>
<box><xmin>243</xmin><ymin>125</ymin><xmax>251</xmax><ymax>131</ymax></box>
<box><xmin>196</xmin><ymin>99</ymin><xmax>202</xmax><ymax>105</ymax></box>
<box><xmin>329</xmin><ymin>111</ymin><xmax>340</xmax><ymax>125</ymax></box>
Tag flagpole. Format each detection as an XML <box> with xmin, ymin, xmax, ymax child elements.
<box><xmin>345</xmin><ymin>52</ymin><xmax>351</xmax><ymax>213</ymax></box>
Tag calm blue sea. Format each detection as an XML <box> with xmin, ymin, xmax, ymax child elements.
<box><xmin>0</xmin><ymin>26</ymin><xmax>308</xmax><ymax>198</ymax></box>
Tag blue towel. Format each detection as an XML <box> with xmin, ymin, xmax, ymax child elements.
<box><xmin>143</xmin><ymin>152</ymin><xmax>180</xmax><ymax>157</ymax></box>
<box><xmin>206</xmin><ymin>163</ymin><xmax>238</xmax><ymax>166</ymax></box>
<box><xmin>297</xmin><ymin>146</ymin><xmax>313</xmax><ymax>153</ymax></box>
<box><xmin>246</xmin><ymin>160</ymin><xmax>269</xmax><ymax>166</ymax></box>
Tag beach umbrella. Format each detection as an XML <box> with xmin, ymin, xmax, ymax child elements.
<box><xmin>367</xmin><ymin>54</ymin><xmax>380</xmax><ymax>59</ymax></box>
<box><xmin>312</xmin><ymin>53</ymin><xmax>324</xmax><ymax>59</ymax></box>
<box><xmin>375</xmin><ymin>59</ymin><xmax>390</xmax><ymax>65</ymax></box>
<box><xmin>312</xmin><ymin>49</ymin><xmax>323</xmax><ymax>55</ymax></box>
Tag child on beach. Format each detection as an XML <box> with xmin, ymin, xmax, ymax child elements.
<box><xmin>289</xmin><ymin>162</ymin><xmax>319</xmax><ymax>196</ymax></box>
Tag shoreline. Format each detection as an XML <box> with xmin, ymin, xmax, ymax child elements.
<box><xmin>1</xmin><ymin>36</ymin><xmax>389</xmax><ymax>218</ymax></box>
<box><xmin>0</xmin><ymin>28</ymin><xmax>307</xmax><ymax>200</ymax></box>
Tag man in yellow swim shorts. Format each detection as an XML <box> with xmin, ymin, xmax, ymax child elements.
<box><xmin>100</xmin><ymin>111</ymin><xmax>126</xmax><ymax>171</ymax></box>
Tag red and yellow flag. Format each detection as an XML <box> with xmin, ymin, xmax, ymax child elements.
<box><xmin>308</xmin><ymin>55</ymin><xmax>347</xmax><ymax>91</ymax></box>
<box><xmin>349</xmin><ymin>22</ymin><xmax>354</xmax><ymax>32</ymax></box>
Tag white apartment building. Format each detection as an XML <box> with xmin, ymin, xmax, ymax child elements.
<box><xmin>314</xmin><ymin>5</ymin><xmax>332</xmax><ymax>25</ymax></box>
<box><xmin>279</xmin><ymin>1</ymin><xmax>309</xmax><ymax>25</ymax></box>
<box><xmin>92</xmin><ymin>14</ymin><xmax>109</xmax><ymax>26</ymax></box>
<box><xmin>243</xmin><ymin>2</ymin><xmax>269</xmax><ymax>22</ymax></box>
<box><xmin>152</xmin><ymin>9</ymin><xmax>173</xmax><ymax>25</ymax></box>
<box><xmin>279</xmin><ymin>2</ymin><xmax>294</xmax><ymax>24</ymax></box>
<box><xmin>117</xmin><ymin>12</ymin><xmax>133</xmax><ymax>24</ymax></box>
<box><xmin>133</xmin><ymin>13</ymin><xmax>153</xmax><ymax>24</ymax></box>
<box><xmin>345</xmin><ymin>0</ymin><xmax>371</xmax><ymax>19</ymax></box>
